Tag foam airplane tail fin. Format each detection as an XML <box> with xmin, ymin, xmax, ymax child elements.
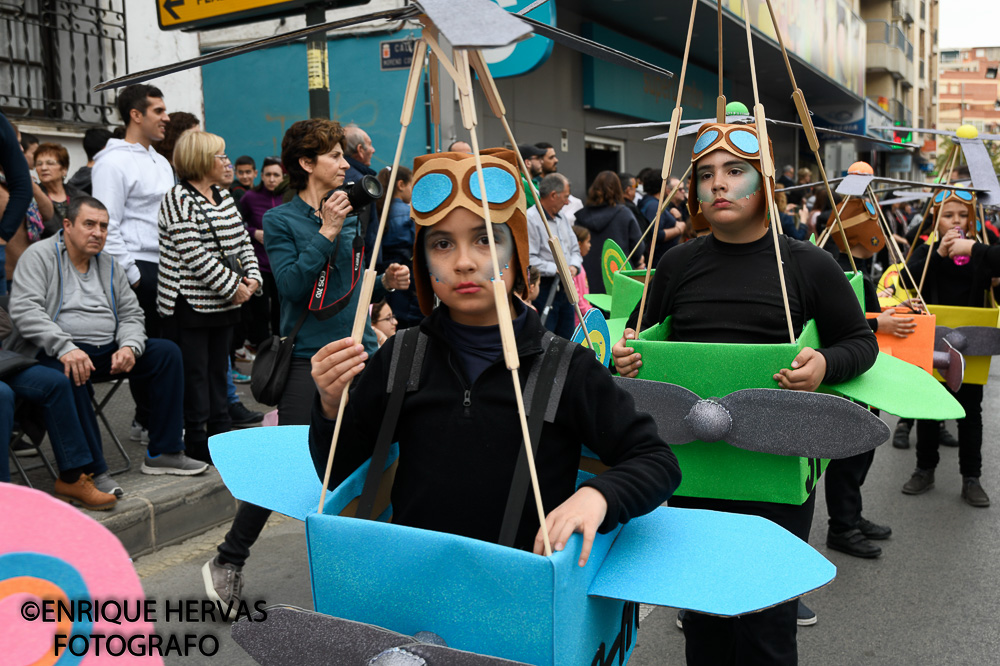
<box><xmin>209</xmin><ymin>426</ymin><xmax>397</xmax><ymax>520</ymax></box>
<box><xmin>589</xmin><ymin>506</ymin><xmax>836</xmax><ymax>616</ymax></box>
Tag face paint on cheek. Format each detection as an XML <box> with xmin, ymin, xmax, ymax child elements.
<box><xmin>477</xmin><ymin>223</ymin><xmax>515</xmax><ymax>283</ymax></box>
<box><xmin>731</xmin><ymin>167</ymin><xmax>762</xmax><ymax>201</ymax></box>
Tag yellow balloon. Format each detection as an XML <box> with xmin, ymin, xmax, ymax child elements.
<box><xmin>957</xmin><ymin>124</ymin><xmax>979</xmax><ymax>139</ymax></box>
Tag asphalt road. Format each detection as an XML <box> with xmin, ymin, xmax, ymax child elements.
<box><xmin>138</xmin><ymin>377</ymin><xmax>1000</xmax><ymax>665</ymax></box>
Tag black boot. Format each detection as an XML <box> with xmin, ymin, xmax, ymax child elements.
<box><xmin>892</xmin><ymin>419</ymin><xmax>912</xmax><ymax>449</ymax></box>
<box><xmin>939</xmin><ymin>422</ymin><xmax>959</xmax><ymax>448</ymax></box>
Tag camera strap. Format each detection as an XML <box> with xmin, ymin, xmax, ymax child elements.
<box><xmin>309</xmin><ymin>232</ymin><xmax>365</xmax><ymax>321</ymax></box>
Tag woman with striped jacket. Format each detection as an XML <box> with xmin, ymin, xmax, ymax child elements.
<box><xmin>157</xmin><ymin>130</ymin><xmax>262</xmax><ymax>463</ymax></box>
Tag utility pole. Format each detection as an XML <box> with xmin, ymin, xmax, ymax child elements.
<box><xmin>306</xmin><ymin>4</ymin><xmax>331</xmax><ymax>119</ymax></box>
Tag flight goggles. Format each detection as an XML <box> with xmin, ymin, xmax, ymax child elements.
<box><xmin>692</xmin><ymin>124</ymin><xmax>762</xmax><ymax>161</ymax></box>
<box><xmin>933</xmin><ymin>188</ymin><xmax>975</xmax><ymax>206</ymax></box>
<box><xmin>410</xmin><ymin>155</ymin><xmax>525</xmax><ymax>227</ymax></box>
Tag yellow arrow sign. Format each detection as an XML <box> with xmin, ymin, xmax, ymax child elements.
<box><xmin>157</xmin><ymin>0</ymin><xmax>313</xmax><ymax>31</ymax></box>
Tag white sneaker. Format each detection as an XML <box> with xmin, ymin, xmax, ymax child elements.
<box><xmin>130</xmin><ymin>420</ymin><xmax>149</xmax><ymax>445</ymax></box>
<box><xmin>234</xmin><ymin>345</ymin><xmax>256</xmax><ymax>362</ymax></box>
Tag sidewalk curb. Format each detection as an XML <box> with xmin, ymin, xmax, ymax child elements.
<box><xmin>95</xmin><ymin>468</ymin><xmax>237</xmax><ymax>558</ymax></box>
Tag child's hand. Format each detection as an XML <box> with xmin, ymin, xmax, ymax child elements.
<box><xmin>937</xmin><ymin>227</ymin><xmax>963</xmax><ymax>257</ymax></box>
<box><xmin>311</xmin><ymin>338</ymin><xmax>369</xmax><ymax>419</ymax></box>
<box><xmin>773</xmin><ymin>347</ymin><xmax>826</xmax><ymax>392</ymax></box>
<box><xmin>877</xmin><ymin>308</ymin><xmax>916</xmax><ymax>338</ymax></box>
<box><xmin>612</xmin><ymin>329</ymin><xmax>641</xmax><ymax>377</ymax></box>
<box><xmin>534</xmin><ymin>486</ymin><xmax>608</xmax><ymax>567</ymax></box>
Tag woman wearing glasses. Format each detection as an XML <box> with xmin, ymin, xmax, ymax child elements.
<box><xmin>157</xmin><ymin>131</ymin><xmax>261</xmax><ymax>464</ymax></box>
<box><xmin>203</xmin><ymin>120</ymin><xmax>408</xmax><ymax>612</ymax></box>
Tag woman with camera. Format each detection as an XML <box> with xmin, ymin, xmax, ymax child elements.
<box><xmin>157</xmin><ymin>131</ymin><xmax>261</xmax><ymax>464</ymax></box>
<box><xmin>202</xmin><ymin>120</ymin><xmax>408</xmax><ymax>611</ymax></box>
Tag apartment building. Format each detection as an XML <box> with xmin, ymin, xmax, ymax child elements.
<box><xmin>938</xmin><ymin>46</ymin><xmax>1000</xmax><ymax>134</ymax></box>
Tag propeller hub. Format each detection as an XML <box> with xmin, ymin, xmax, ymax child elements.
<box><xmin>947</xmin><ymin>331</ymin><xmax>967</xmax><ymax>353</ymax></box>
<box><xmin>685</xmin><ymin>399</ymin><xmax>733</xmax><ymax>443</ymax></box>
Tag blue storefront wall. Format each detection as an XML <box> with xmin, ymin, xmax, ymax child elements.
<box><xmin>202</xmin><ymin>32</ymin><xmax>429</xmax><ymax>184</ymax></box>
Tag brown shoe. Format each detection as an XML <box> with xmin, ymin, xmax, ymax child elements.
<box><xmin>54</xmin><ymin>473</ymin><xmax>117</xmax><ymax>511</ymax></box>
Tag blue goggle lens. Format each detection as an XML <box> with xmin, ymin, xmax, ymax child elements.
<box><xmin>411</xmin><ymin>173</ymin><xmax>454</xmax><ymax>213</ymax></box>
<box><xmin>469</xmin><ymin>167</ymin><xmax>518</xmax><ymax>204</ymax></box>
<box><xmin>729</xmin><ymin>129</ymin><xmax>760</xmax><ymax>155</ymax></box>
<box><xmin>955</xmin><ymin>189</ymin><xmax>974</xmax><ymax>201</ymax></box>
<box><xmin>865</xmin><ymin>201</ymin><xmax>876</xmax><ymax>216</ymax></box>
<box><xmin>693</xmin><ymin>129</ymin><xmax>721</xmax><ymax>155</ymax></box>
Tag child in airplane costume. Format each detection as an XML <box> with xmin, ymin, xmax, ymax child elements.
<box><xmin>309</xmin><ymin>148</ymin><xmax>682</xmax><ymax>561</ymax></box>
<box><xmin>613</xmin><ymin>122</ymin><xmax>880</xmax><ymax>665</ymax></box>
<box><xmin>905</xmin><ymin>189</ymin><xmax>996</xmax><ymax>506</ymax></box>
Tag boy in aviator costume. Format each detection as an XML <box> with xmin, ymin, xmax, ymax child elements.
<box><xmin>309</xmin><ymin>148</ymin><xmax>682</xmax><ymax>561</ymax></box>
<box><xmin>613</xmin><ymin>122</ymin><xmax>879</xmax><ymax>664</ymax></box>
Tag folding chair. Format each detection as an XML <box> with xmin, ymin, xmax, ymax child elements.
<box><xmin>90</xmin><ymin>377</ymin><xmax>131</xmax><ymax>475</ymax></box>
<box><xmin>7</xmin><ymin>399</ymin><xmax>58</xmax><ymax>488</ymax></box>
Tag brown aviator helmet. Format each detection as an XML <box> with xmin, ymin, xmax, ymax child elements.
<box><xmin>410</xmin><ymin>148</ymin><xmax>529</xmax><ymax>315</ymax></box>
<box><xmin>831</xmin><ymin>198</ymin><xmax>886</xmax><ymax>254</ymax></box>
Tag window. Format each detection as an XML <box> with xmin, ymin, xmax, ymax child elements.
<box><xmin>0</xmin><ymin>0</ymin><xmax>126</xmax><ymax>126</ymax></box>
<box><xmin>987</xmin><ymin>68</ymin><xmax>998</xmax><ymax>79</ymax></box>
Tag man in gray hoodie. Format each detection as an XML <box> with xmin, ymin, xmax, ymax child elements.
<box><xmin>6</xmin><ymin>196</ymin><xmax>206</xmax><ymax>476</ymax></box>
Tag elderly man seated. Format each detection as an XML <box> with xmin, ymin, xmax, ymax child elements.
<box><xmin>5</xmin><ymin>196</ymin><xmax>207</xmax><ymax>476</ymax></box>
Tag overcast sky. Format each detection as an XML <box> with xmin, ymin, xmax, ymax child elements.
<box><xmin>937</xmin><ymin>0</ymin><xmax>998</xmax><ymax>49</ymax></box>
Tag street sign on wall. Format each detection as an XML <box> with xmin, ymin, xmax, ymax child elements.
<box><xmin>380</xmin><ymin>38</ymin><xmax>416</xmax><ymax>71</ymax></box>
<box><xmin>156</xmin><ymin>0</ymin><xmax>369</xmax><ymax>31</ymax></box>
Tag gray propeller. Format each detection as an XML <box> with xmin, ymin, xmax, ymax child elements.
<box><xmin>232</xmin><ymin>605</ymin><xmax>531</xmax><ymax>666</ymax></box>
<box><xmin>932</xmin><ymin>337</ymin><xmax>965</xmax><ymax>392</ymax></box>
<box><xmin>615</xmin><ymin>377</ymin><xmax>890</xmax><ymax>459</ymax></box>
<box><xmin>935</xmin><ymin>325</ymin><xmax>1000</xmax><ymax>357</ymax></box>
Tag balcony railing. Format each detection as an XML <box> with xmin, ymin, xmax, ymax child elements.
<box><xmin>868</xmin><ymin>97</ymin><xmax>913</xmax><ymax>126</ymax></box>
<box><xmin>866</xmin><ymin>20</ymin><xmax>916</xmax><ymax>80</ymax></box>
<box><xmin>0</xmin><ymin>0</ymin><xmax>127</xmax><ymax>126</ymax></box>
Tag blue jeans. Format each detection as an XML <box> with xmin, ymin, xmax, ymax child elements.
<box><xmin>533</xmin><ymin>277</ymin><xmax>576</xmax><ymax>340</ymax></box>
<box><xmin>227</xmin><ymin>357</ymin><xmax>238</xmax><ymax>404</ymax></box>
<box><xmin>36</xmin><ymin>339</ymin><xmax>185</xmax><ymax>459</ymax></box>
<box><xmin>0</xmin><ymin>364</ymin><xmax>101</xmax><ymax>482</ymax></box>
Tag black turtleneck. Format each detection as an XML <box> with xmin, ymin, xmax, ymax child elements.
<box><xmin>439</xmin><ymin>299</ymin><xmax>529</xmax><ymax>384</ymax></box>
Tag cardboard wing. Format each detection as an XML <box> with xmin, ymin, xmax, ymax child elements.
<box><xmin>588</xmin><ymin>507</ymin><xmax>836</xmax><ymax>616</ymax></box>
<box><xmin>211</xmin><ymin>429</ymin><xmax>837</xmax><ymax>666</ymax></box>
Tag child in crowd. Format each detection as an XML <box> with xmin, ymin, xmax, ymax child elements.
<box><xmin>518</xmin><ymin>265</ymin><xmax>541</xmax><ymax>311</ymax></box>
<box><xmin>369</xmin><ymin>299</ymin><xmax>397</xmax><ymax>346</ymax></box>
<box><xmin>573</xmin><ymin>225</ymin><xmax>592</xmax><ymax>325</ymax></box>
<box><xmin>309</xmin><ymin>148</ymin><xmax>681</xmax><ymax>564</ymax></box>
<box><xmin>904</xmin><ymin>189</ymin><xmax>996</xmax><ymax>507</ymax></box>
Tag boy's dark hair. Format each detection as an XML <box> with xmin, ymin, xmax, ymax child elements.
<box><xmin>641</xmin><ymin>170</ymin><xmax>662</xmax><ymax>197</ymax></box>
<box><xmin>83</xmin><ymin>128</ymin><xmax>113</xmax><ymax>160</ymax></box>
<box><xmin>235</xmin><ymin>155</ymin><xmax>256</xmax><ymax>169</ymax></box>
<box><xmin>618</xmin><ymin>172</ymin><xmax>635</xmax><ymax>190</ymax></box>
<box><xmin>116</xmin><ymin>84</ymin><xmax>164</xmax><ymax>126</ymax></box>
<box><xmin>153</xmin><ymin>111</ymin><xmax>199</xmax><ymax>164</ymax></box>
<box><xmin>66</xmin><ymin>195</ymin><xmax>107</xmax><ymax>223</ymax></box>
<box><xmin>281</xmin><ymin>119</ymin><xmax>346</xmax><ymax>191</ymax></box>
<box><xmin>19</xmin><ymin>132</ymin><xmax>38</xmax><ymax>151</ymax></box>
<box><xmin>534</xmin><ymin>141</ymin><xmax>553</xmax><ymax>150</ymax></box>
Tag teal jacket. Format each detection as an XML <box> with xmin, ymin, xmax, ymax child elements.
<box><xmin>263</xmin><ymin>194</ymin><xmax>386</xmax><ymax>358</ymax></box>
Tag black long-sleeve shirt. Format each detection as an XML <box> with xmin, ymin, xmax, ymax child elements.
<box><xmin>0</xmin><ymin>112</ymin><xmax>33</xmax><ymax>242</ymax></box>
<box><xmin>906</xmin><ymin>241</ymin><xmax>999</xmax><ymax>307</ymax></box>
<box><xmin>310</xmin><ymin>304</ymin><xmax>682</xmax><ymax>551</ymax></box>
<box><xmin>628</xmin><ymin>233</ymin><xmax>879</xmax><ymax>384</ymax></box>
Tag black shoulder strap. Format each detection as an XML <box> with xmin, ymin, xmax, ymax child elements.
<box><xmin>355</xmin><ymin>327</ymin><xmax>426</xmax><ymax>519</ymax></box>
<box><xmin>497</xmin><ymin>331</ymin><xmax>575</xmax><ymax>548</ymax></box>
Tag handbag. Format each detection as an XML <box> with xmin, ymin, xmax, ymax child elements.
<box><xmin>250</xmin><ymin>309</ymin><xmax>309</xmax><ymax>406</ymax></box>
<box><xmin>0</xmin><ymin>350</ymin><xmax>37</xmax><ymax>381</ymax></box>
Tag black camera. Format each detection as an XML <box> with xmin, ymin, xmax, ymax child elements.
<box><xmin>321</xmin><ymin>174</ymin><xmax>384</xmax><ymax>213</ymax></box>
